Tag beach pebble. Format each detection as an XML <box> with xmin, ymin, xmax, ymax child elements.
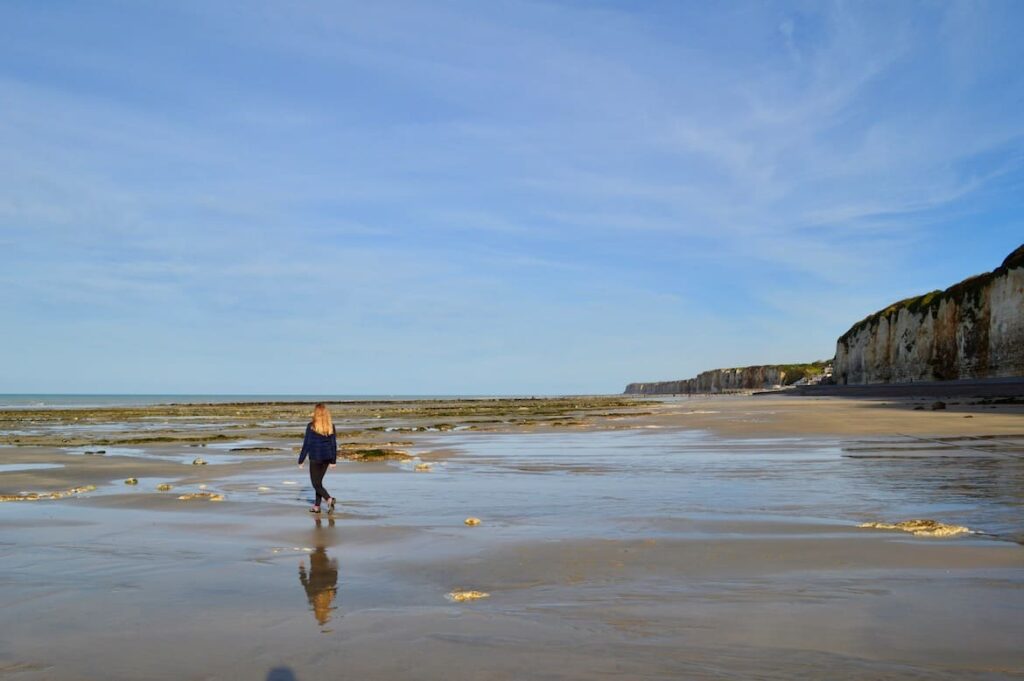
<box><xmin>930</xmin><ymin>401</ymin><xmax>947</xmax><ymax>411</ymax></box>
<box><xmin>858</xmin><ymin>519</ymin><xmax>971</xmax><ymax>537</ymax></box>
<box><xmin>124</xmin><ymin>478</ymin><xmax>138</xmax><ymax>485</ymax></box>
<box><xmin>447</xmin><ymin>590</ymin><xmax>489</xmax><ymax>602</ymax></box>
<box><xmin>415</xmin><ymin>462</ymin><xmax>432</xmax><ymax>472</ymax></box>
<box><xmin>464</xmin><ymin>517</ymin><xmax>482</xmax><ymax>526</ymax></box>
<box><xmin>192</xmin><ymin>457</ymin><xmax>207</xmax><ymax>465</ymax></box>
<box><xmin>156</xmin><ymin>483</ymin><xmax>173</xmax><ymax>491</ymax></box>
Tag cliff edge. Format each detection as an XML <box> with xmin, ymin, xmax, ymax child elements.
<box><xmin>623</xmin><ymin>244</ymin><xmax>1023</xmax><ymax>395</ymax></box>
<box><xmin>834</xmin><ymin>244</ymin><xmax>1024</xmax><ymax>384</ymax></box>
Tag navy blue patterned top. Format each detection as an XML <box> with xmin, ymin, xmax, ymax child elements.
<box><xmin>298</xmin><ymin>424</ymin><xmax>337</xmax><ymax>464</ymax></box>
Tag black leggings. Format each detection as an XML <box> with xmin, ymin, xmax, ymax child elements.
<box><xmin>309</xmin><ymin>461</ymin><xmax>332</xmax><ymax>506</ymax></box>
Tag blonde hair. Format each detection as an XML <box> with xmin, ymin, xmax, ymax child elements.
<box><xmin>311</xmin><ymin>403</ymin><xmax>333</xmax><ymax>436</ymax></box>
<box><xmin>312</xmin><ymin>589</ymin><xmax>336</xmax><ymax>625</ymax></box>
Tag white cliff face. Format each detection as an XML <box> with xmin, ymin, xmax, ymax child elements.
<box><xmin>625</xmin><ymin>365</ymin><xmax>807</xmax><ymax>394</ymax></box>
<box><xmin>989</xmin><ymin>266</ymin><xmax>1024</xmax><ymax>374</ymax></box>
<box><xmin>834</xmin><ymin>246</ymin><xmax>1024</xmax><ymax>385</ymax></box>
<box><xmin>625</xmin><ymin>245</ymin><xmax>1023</xmax><ymax>394</ymax></box>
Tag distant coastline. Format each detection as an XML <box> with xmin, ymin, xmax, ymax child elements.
<box><xmin>0</xmin><ymin>394</ymin><xmax>558</xmax><ymax>410</ymax></box>
<box><xmin>626</xmin><ymin>243</ymin><xmax>1024</xmax><ymax>396</ymax></box>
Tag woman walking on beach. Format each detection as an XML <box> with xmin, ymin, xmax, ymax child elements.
<box><xmin>298</xmin><ymin>403</ymin><xmax>338</xmax><ymax>514</ymax></box>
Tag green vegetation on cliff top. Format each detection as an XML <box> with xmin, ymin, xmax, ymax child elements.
<box><xmin>629</xmin><ymin>361</ymin><xmax>831</xmax><ymax>390</ymax></box>
<box><xmin>713</xmin><ymin>360</ymin><xmax>830</xmax><ymax>377</ymax></box>
<box><xmin>838</xmin><ymin>243</ymin><xmax>1024</xmax><ymax>345</ymax></box>
<box><xmin>774</xmin><ymin>361</ymin><xmax>831</xmax><ymax>385</ymax></box>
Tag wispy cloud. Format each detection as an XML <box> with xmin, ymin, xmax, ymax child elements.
<box><xmin>1</xmin><ymin>1</ymin><xmax>1022</xmax><ymax>392</ymax></box>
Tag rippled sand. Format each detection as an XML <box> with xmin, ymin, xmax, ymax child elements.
<box><xmin>1</xmin><ymin>396</ymin><xmax>1023</xmax><ymax>680</ymax></box>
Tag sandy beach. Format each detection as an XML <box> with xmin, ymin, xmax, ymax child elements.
<box><xmin>2</xmin><ymin>395</ymin><xmax>1023</xmax><ymax>680</ymax></box>
<box><xmin>5</xmin><ymin>1</ymin><xmax>1023</xmax><ymax>678</ymax></box>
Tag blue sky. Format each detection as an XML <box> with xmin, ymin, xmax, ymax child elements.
<box><xmin>2</xmin><ymin>1</ymin><xmax>1022</xmax><ymax>394</ymax></box>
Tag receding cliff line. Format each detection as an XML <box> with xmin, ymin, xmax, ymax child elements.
<box><xmin>624</xmin><ymin>244</ymin><xmax>1023</xmax><ymax>395</ymax></box>
<box><xmin>625</xmin><ymin>362</ymin><xmax>829</xmax><ymax>395</ymax></box>
<box><xmin>834</xmin><ymin>244</ymin><xmax>1024</xmax><ymax>385</ymax></box>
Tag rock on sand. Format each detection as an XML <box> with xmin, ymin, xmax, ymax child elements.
<box><xmin>177</xmin><ymin>492</ymin><xmax>224</xmax><ymax>501</ymax></box>
<box><xmin>858</xmin><ymin>519</ymin><xmax>971</xmax><ymax>537</ymax></box>
<box><xmin>0</xmin><ymin>485</ymin><xmax>97</xmax><ymax>502</ymax></box>
<box><xmin>446</xmin><ymin>590</ymin><xmax>489</xmax><ymax>602</ymax></box>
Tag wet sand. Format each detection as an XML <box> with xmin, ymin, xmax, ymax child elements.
<box><xmin>2</xmin><ymin>396</ymin><xmax>1023</xmax><ymax>680</ymax></box>
<box><xmin>641</xmin><ymin>393</ymin><xmax>1024</xmax><ymax>437</ymax></box>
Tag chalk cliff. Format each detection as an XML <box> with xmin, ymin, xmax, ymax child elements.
<box><xmin>624</xmin><ymin>244</ymin><xmax>1023</xmax><ymax>394</ymax></box>
<box><xmin>834</xmin><ymin>244</ymin><xmax>1024</xmax><ymax>384</ymax></box>
<box><xmin>625</xmin><ymin>363</ymin><xmax>828</xmax><ymax>395</ymax></box>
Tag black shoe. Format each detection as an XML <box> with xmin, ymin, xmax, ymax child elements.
<box><xmin>309</xmin><ymin>506</ymin><xmax>321</xmax><ymax>514</ymax></box>
<box><xmin>328</xmin><ymin>498</ymin><xmax>336</xmax><ymax>514</ymax></box>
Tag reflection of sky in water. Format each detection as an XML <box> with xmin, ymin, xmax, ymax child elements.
<box><xmin>65</xmin><ymin>446</ymin><xmax>148</xmax><ymax>458</ymax></box>
<box><xmin>63</xmin><ymin>446</ymin><xmax>256</xmax><ymax>465</ymax></box>
<box><xmin>310</xmin><ymin>430</ymin><xmax>1024</xmax><ymax>543</ymax></box>
<box><xmin>216</xmin><ymin>472</ymin><xmax>316</xmax><ymax>505</ymax></box>
<box><xmin>82</xmin><ymin>422</ymin><xmax>230</xmax><ymax>431</ymax></box>
<box><xmin>203</xmin><ymin>439</ymin><xmax>280</xmax><ymax>451</ymax></box>
<box><xmin>24</xmin><ymin>428</ymin><xmax>1024</xmax><ymax>544</ymax></box>
<box><xmin>86</xmin><ymin>476</ymin><xmax>200</xmax><ymax>496</ymax></box>
<box><xmin>1</xmin><ymin>420</ymin><xmax>246</xmax><ymax>438</ymax></box>
<box><xmin>0</xmin><ymin>463</ymin><xmax>65</xmax><ymax>473</ymax></box>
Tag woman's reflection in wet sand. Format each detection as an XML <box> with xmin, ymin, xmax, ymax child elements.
<box><xmin>299</xmin><ymin>517</ymin><xmax>338</xmax><ymax>628</ymax></box>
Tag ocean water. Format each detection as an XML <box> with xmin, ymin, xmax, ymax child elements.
<box><xmin>0</xmin><ymin>394</ymin><xmax>519</xmax><ymax>409</ymax></box>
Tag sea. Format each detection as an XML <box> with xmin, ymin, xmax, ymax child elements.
<box><xmin>0</xmin><ymin>394</ymin><xmax>531</xmax><ymax>409</ymax></box>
